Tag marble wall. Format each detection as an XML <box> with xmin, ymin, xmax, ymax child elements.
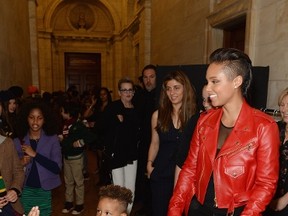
<box><xmin>0</xmin><ymin>0</ymin><xmax>32</xmax><ymax>93</ymax></box>
<box><xmin>0</xmin><ymin>0</ymin><xmax>287</xmax><ymax>107</ymax></box>
<box><xmin>151</xmin><ymin>0</ymin><xmax>288</xmax><ymax>109</ymax></box>
<box><xmin>251</xmin><ymin>0</ymin><xmax>288</xmax><ymax>108</ymax></box>
<box><xmin>151</xmin><ymin>0</ymin><xmax>210</xmax><ymax>65</ymax></box>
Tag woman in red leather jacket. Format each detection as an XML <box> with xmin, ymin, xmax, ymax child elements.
<box><xmin>168</xmin><ymin>48</ymin><xmax>280</xmax><ymax>216</ymax></box>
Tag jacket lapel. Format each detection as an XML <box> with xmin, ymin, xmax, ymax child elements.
<box><xmin>218</xmin><ymin>101</ymin><xmax>254</xmax><ymax>156</ymax></box>
<box><xmin>202</xmin><ymin>108</ymin><xmax>222</xmax><ymax>164</ymax></box>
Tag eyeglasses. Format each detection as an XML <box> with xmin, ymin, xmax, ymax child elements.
<box><xmin>120</xmin><ymin>89</ymin><xmax>134</xmax><ymax>94</ymax></box>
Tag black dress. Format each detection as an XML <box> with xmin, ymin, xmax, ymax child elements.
<box><xmin>150</xmin><ymin>124</ymin><xmax>182</xmax><ymax>216</ymax></box>
<box><xmin>263</xmin><ymin>121</ymin><xmax>288</xmax><ymax>216</ymax></box>
<box><xmin>149</xmin><ymin>114</ymin><xmax>199</xmax><ymax>216</ymax></box>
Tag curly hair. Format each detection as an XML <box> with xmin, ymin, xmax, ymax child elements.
<box><xmin>98</xmin><ymin>185</ymin><xmax>133</xmax><ymax>213</ymax></box>
<box><xmin>15</xmin><ymin>100</ymin><xmax>60</xmax><ymax>138</ymax></box>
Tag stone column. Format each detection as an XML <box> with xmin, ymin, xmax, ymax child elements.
<box><xmin>28</xmin><ymin>0</ymin><xmax>40</xmax><ymax>88</ymax></box>
<box><xmin>37</xmin><ymin>31</ymin><xmax>53</xmax><ymax>92</ymax></box>
<box><xmin>139</xmin><ymin>0</ymin><xmax>152</xmax><ymax>69</ymax></box>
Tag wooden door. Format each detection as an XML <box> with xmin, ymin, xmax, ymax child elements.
<box><xmin>223</xmin><ymin>18</ymin><xmax>246</xmax><ymax>52</ymax></box>
<box><xmin>65</xmin><ymin>53</ymin><xmax>101</xmax><ymax>93</ymax></box>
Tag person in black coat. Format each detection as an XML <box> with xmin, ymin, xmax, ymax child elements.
<box><xmin>103</xmin><ymin>77</ymin><xmax>141</xmax><ymax>214</ymax></box>
<box><xmin>133</xmin><ymin>64</ymin><xmax>158</xmax><ymax>215</ymax></box>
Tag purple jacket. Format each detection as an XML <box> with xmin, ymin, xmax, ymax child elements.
<box><xmin>14</xmin><ymin>130</ymin><xmax>62</xmax><ymax>190</ymax></box>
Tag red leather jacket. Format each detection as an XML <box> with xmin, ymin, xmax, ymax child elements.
<box><xmin>168</xmin><ymin>101</ymin><xmax>280</xmax><ymax>216</ymax></box>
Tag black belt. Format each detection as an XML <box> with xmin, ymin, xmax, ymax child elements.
<box><xmin>189</xmin><ymin>196</ymin><xmax>245</xmax><ymax>216</ymax></box>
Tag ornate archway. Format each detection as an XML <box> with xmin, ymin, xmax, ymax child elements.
<box><xmin>37</xmin><ymin>0</ymin><xmax>118</xmax><ymax>92</ymax></box>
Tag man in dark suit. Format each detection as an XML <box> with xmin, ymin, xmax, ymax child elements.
<box><xmin>134</xmin><ymin>64</ymin><xmax>157</xmax><ymax>215</ymax></box>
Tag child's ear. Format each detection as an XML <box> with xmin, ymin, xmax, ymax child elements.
<box><xmin>120</xmin><ymin>213</ymin><xmax>127</xmax><ymax>216</ymax></box>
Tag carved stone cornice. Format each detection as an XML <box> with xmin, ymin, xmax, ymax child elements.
<box><xmin>38</xmin><ymin>31</ymin><xmax>52</xmax><ymax>39</ymax></box>
<box><xmin>207</xmin><ymin>0</ymin><xmax>249</xmax><ymax>28</ymax></box>
<box><xmin>52</xmin><ymin>32</ymin><xmax>112</xmax><ymax>42</ymax></box>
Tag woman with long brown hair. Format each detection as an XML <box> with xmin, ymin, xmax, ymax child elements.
<box><xmin>147</xmin><ymin>70</ymin><xmax>198</xmax><ymax>216</ymax></box>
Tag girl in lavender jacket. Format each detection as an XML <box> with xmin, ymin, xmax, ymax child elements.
<box><xmin>14</xmin><ymin>101</ymin><xmax>62</xmax><ymax>216</ymax></box>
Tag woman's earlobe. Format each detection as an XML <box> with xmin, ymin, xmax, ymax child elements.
<box><xmin>234</xmin><ymin>75</ymin><xmax>243</xmax><ymax>88</ymax></box>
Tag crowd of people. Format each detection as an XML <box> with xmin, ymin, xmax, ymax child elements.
<box><xmin>0</xmin><ymin>48</ymin><xmax>287</xmax><ymax>216</ymax></box>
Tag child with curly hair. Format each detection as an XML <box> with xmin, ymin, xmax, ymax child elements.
<box><xmin>96</xmin><ymin>185</ymin><xmax>133</xmax><ymax>216</ymax></box>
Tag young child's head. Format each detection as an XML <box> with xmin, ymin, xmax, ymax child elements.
<box><xmin>96</xmin><ymin>185</ymin><xmax>133</xmax><ymax>216</ymax></box>
<box><xmin>60</xmin><ymin>101</ymin><xmax>81</xmax><ymax>120</ymax></box>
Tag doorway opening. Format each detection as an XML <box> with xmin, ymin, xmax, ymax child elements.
<box><xmin>65</xmin><ymin>52</ymin><xmax>101</xmax><ymax>94</ymax></box>
<box><xmin>222</xmin><ymin>16</ymin><xmax>246</xmax><ymax>51</ymax></box>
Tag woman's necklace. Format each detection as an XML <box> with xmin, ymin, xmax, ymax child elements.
<box><xmin>29</xmin><ymin>133</ymin><xmax>40</xmax><ymax>142</ymax></box>
<box><xmin>30</xmin><ymin>137</ymin><xmax>40</xmax><ymax>143</ymax></box>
